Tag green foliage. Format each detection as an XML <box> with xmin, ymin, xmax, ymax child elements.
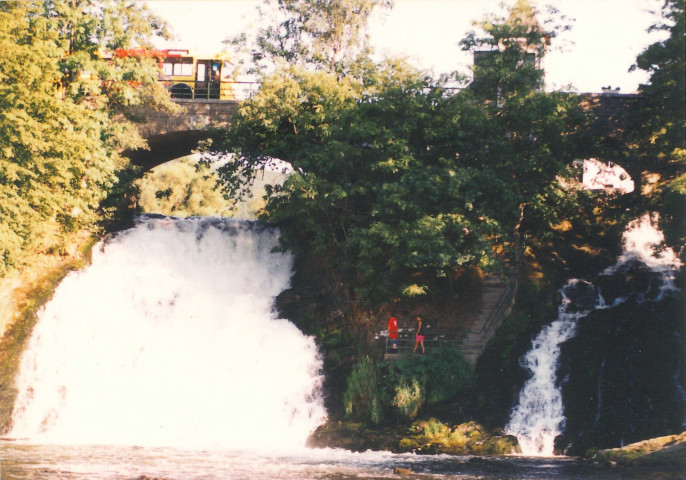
<box><xmin>659</xmin><ymin>170</ymin><xmax>686</xmax><ymax>247</ymax></box>
<box><xmin>342</xmin><ymin>348</ymin><xmax>472</xmax><ymax>423</ymax></box>
<box><xmin>423</xmin><ymin>346</ymin><xmax>473</xmax><ymax>404</ymax></box>
<box><xmin>388</xmin><ymin>347</ymin><xmax>472</xmax><ymax>412</ymax></box>
<box><xmin>343</xmin><ymin>356</ymin><xmax>385</xmax><ymax>424</ymax></box>
<box><xmin>459</xmin><ymin>0</ymin><xmax>571</xmax><ymax>101</ymax></box>
<box><xmin>392</xmin><ymin>378</ymin><xmax>423</xmax><ymax>419</ymax></box>
<box><xmin>0</xmin><ymin>1</ymin><xmax>175</xmax><ymax>275</ymax></box>
<box><xmin>136</xmin><ymin>158</ymin><xmax>251</xmax><ymax>218</ymax></box>
<box><xmin>401</xmin><ymin>418</ymin><xmax>519</xmax><ymax>454</ymax></box>
<box><xmin>632</xmin><ymin>0</ymin><xmax>685</xmax><ymax>162</ymax></box>
<box><xmin>208</xmin><ymin>1</ymin><xmax>585</xmax><ymax>305</ymax></box>
<box><xmin>629</xmin><ymin>0</ymin><xmax>685</xmax><ymax>248</ymax></box>
<box><xmin>227</xmin><ymin>0</ymin><xmax>392</xmax><ymax>76</ymax></box>
<box><xmin>135</xmin><ymin>157</ymin><xmax>286</xmax><ymax>219</ymax></box>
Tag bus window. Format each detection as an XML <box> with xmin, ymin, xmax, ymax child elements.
<box><xmin>163</xmin><ymin>57</ymin><xmax>193</xmax><ymax>77</ymax></box>
<box><xmin>196</xmin><ymin>63</ymin><xmax>206</xmax><ymax>82</ymax></box>
<box><xmin>210</xmin><ymin>63</ymin><xmax>220</xmax><ymax>81</ymax></box>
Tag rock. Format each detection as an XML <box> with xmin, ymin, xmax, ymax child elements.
<box><xmin>394</xmin><ymin>467</ymin><xmax>413</xmax><ymax>475</ymax></box>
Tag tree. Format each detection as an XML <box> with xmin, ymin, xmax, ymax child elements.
<box><xmin>208</xmin><ymin>61</ymin><xmax>496</xmax><ymax>302</ymax></box>
<box><xmin>0</xmin><ymin>1</ymin><xmax>175</xmax><ymax>274</ymax></box>
<box><xmin>459</xmin><ymin>0</ymin><xmax>571</xmax><ymax>101</ymax></box>
<box><xmin>629</xmin><ymin>0</ymin><xmax>685</xmax><ymax>248</ymax></box>
<box><xmin>458</xmin><ymin>0</ymin><xmax>586</xmax><ymax>267</ymax></box>
<box><xmin>207</xmin><ymin>0</ymin><xmax>584</xmax><ymax>304</ymax></box>
<box><xmin>227</xmin><ymin>0</ymin><xmax>392</xmax><ymax>76</ymax></box>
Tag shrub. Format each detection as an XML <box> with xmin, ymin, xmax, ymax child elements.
<box><xmin>343</xmin><ymin>356</ymin><xmax>385</xmax><ymax>424</ymax></box>
<box><xmin>422</xmin><ymin>346</ymin><xmax>472</xmax><ymax>404</ymax></box>
<box><xmin>422</xmin><ymin>418</ymin><xmax>451</xmax><ymax>439</ymax></box>
<box><xmin>393</xmin><ymin>378</ymin><xmax>424</xmax><ymax>419</ymax></box>
<box><xmin>383</xmin><ymin>347</ymin><xmax>472</xmax><ymax>419</ymax></box>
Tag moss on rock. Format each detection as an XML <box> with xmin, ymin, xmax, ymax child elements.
<box><xmin>307</xmin><ymin>417</ymin><xmax>520</xmax><ymax>455</ymax></box>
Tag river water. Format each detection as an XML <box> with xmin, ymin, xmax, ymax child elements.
<box><xmin>0</xmin><ymin>442</ymin><xmax>659</xmax><ymax>479</ymax></box>
<box><xmin>0</xmin><ymin>214</ymin><xmax>680</xmax><ymax>479</ymax></box>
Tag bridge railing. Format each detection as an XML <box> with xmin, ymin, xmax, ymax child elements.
<box><xmin>165</xmin><ymin>80</ymin><xmax>260</xmax><ymax>101</ymax></box>
<box><xmin>225</xmin><ymin>81</ymin><xmax>260</xmax><ymax>100</ymax></box>
<box><xmin>164</xmin><ymin>81</ymin><xmax>468</xmax><ymax>102</ymax></box>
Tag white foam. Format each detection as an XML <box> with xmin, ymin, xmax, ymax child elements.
<box><xmin>506</xmin><ymin>214</ymin><xmax>680</xmax><ymax>456</ymax></box>
<box><xmin>9</xmin><ymin>216</ymin><xmax>327</xmax><ymax>450</ymax></box>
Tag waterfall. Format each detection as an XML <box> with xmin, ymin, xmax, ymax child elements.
<box><xmin>506</xmin><ymin>214</ymin><xmax>681</xmax><ymax>456</ymax></box>
<box><xmin>8</xmin><ymin>215</ymin><xmax>327</xmax><ymax>450</ymax></box>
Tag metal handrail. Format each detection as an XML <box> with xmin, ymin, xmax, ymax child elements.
<box><xmin>165</xmin><ymin>79</ymin><xmax>260</xmax><ymax>101</ymax></box>
<box><xmin>381</xmin><ymin>328</ymin><xmax>465</xmax><ymax>353</ymax></box>
<box><xmin>380</xmin><ymin>276</ymin><xmax>518</xmax><ymax>357</ymax></box>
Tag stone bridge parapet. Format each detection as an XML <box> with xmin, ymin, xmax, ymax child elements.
<box><xmin>136</xmin><ymin>99</ymin><xmax>240</xmax><ymax>138</ymax></box>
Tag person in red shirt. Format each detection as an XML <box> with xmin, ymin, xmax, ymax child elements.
<box><xmin>388</xmin><ymin>316</ymin><xmax>399</xmax><ymax>351</ymax></box>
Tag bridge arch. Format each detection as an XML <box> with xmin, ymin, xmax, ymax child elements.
<box><xmin>124</xmin><ymin>92</ymin><xmax>640</xmax><ymax>174</ymax></box>
<box><xmin>124</xmin><ymin>98</ymin><xmax>240</xmax><ymax>170</ymax></box>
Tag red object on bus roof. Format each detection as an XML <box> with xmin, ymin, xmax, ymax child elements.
<box><xmin>114</xmin><ymin>48</ymin><xmax>189</xmax><ymax>59</ymax></box>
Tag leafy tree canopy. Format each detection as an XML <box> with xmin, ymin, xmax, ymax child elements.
<box><xmin>206</xmin><ymin>1</ymin><xmax>586</xmax><ymax>304</ymax></box>
<box><xmin>0</xmin><ymin>0</ymin><xmax>175</xmax><ymax>275</ymax></box>
<box><xmin>630</xmin><ymin>0</ymin><xmax>685</xmax><ymax>248</ymax></box>
<box><xmin>227</xmin><ymin>0</ymin><xmax>392</xmax><ymax>77</ymax></box>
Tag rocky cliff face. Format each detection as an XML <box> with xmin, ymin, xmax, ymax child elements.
<box><xmin>556</xmin><ymin>267</ymin><xmax>685</xmax><ymax>455</ymax></box>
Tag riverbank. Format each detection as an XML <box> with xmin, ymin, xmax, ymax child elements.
<box><xmin>306</xmin><ymin>421</ymin><xmax>685</xmax><ymax>478</ymax></box>
<box><xmin>307</xmin><ymin>418</ymin><xmax>520</xmax><ymax>455</ymax></box>
<box><xmin>0</xmin><ymin>229</ymin><xmax>96</xmax><ymax>433</ymax></box>
<box><xmin>588</xmin><ymin>431</ymin><xmax>686</xmax><ymax>469</ymax></box>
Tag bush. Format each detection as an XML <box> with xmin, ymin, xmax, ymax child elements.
<box><xmin>343</xmin><ymin>348</ymin><xmax>472</xmax><ymax>423</ymax></box>
<box><xmin>343</xmin><ymin>356</ymin><xmax>385</xmax><ymax>424</ymax></box>
<box><xmin>383</xmin><ymin>347</ymin><xmax>472</xmax><ymax>419</ymax></box>
<box><xmin>393</xmin><ymin>378</ymin><xmax>424</xmax><ymax>419</ymax></box>
<box><xmin>422</xmin><ymin>346</ymin><xmax>472</xmax><ymax>404</ymax></box>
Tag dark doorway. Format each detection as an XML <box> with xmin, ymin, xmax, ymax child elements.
<box><xmin>195</xmin><ymin>60</ymin><xmax>222</xmax><ymax>99</ymax></box>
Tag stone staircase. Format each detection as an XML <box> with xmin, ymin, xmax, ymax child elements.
<box><xmin>379</xmin><ymin>275</ymin><xmax>517</xmax><ymax>364</ymax></box>
<box><xmin>458</xmin><ymin>275</ymin><xmax>517</xmax><ymax>364</ymax></box>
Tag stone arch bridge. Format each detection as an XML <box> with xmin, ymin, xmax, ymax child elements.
<box><xmin>124</xmin><ymin>92</ymin><xmax>640</xmax><ymax>171</ymax></box>
<box><xmin>124</xmin><ymin>98</ymin><xmax>240</xmax><ymax>170</ymax></box>
<box><xmin>123</xmin><ymin>91</ymin><xmax>640</xmax><ymax>362</ymax></box>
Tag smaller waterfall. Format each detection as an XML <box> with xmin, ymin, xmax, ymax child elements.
<box><xmin>506</xmin><ymin>214</ymin><xmax>681</xmax><ymax>456</ymax></box>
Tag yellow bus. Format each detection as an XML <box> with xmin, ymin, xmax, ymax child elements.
<box><xmin>115</xmin><ymin>48</ymin><xmax>236</xmax><ymax>100</ymax></box>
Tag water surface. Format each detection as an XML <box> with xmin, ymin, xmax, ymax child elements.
<box><xmin>0</xmin><ymin>442</ymin><xmax>663</xmax><ymax>480</ymax></box>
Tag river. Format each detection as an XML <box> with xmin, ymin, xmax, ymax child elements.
<box><xmin>0</xmin><ymin>214</ymin><xmax>681</xmax><ymax>479</ymax></box>
<box><xmin>0</xmin><ymin>442</ymin><xmax>662</xmax><ymax>479</ymax></box>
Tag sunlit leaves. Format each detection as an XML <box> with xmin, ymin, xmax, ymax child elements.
<box><xmin>0</xmin><ymin>1</ymin><xmax>173</xmax><ymax>274</ymax></box>
<box><xmin>630</xmin><ymin>0</ymin><xmax>686</xmax><ymax>248</ymax></box>
<box><xmin>207</xmin><ymin>0</ymin><xmax>586</xmax><ymax>305</ymax></box>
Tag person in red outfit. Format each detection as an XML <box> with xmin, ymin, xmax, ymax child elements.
<box><xmin>388</xmin><ymin>316</ymin><xmax>399</xmax><ymax>351</ymax></box>
<box><xmin>413</xmin><ymin>316</ymin><xmax>425</xmax><ymax>354</ymax></box>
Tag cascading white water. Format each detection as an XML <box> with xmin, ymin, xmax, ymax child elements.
<box><xmin>506</xmin><ymin>213</ymin><xmax>681</xmax><ymax>456</ymax></box>
<box><xmin>9</xmin><ymin>215</ymin><xmax>327</xmax><ymax>450</ymax></box>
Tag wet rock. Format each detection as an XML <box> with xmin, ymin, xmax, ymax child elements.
<box><xmin>562</xmin><ymin>280</ymin><xmax>599</xmax><ymax>311</ymax></box>
<box><xmin>394</xmin><ymin>467</ymin><xmax>413</xmax><ymax>475</ymax></box>
<box><xmin>558</xmin><ymin>292</ymin><xmax>684</xmax><ymax>455</ymax></box>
